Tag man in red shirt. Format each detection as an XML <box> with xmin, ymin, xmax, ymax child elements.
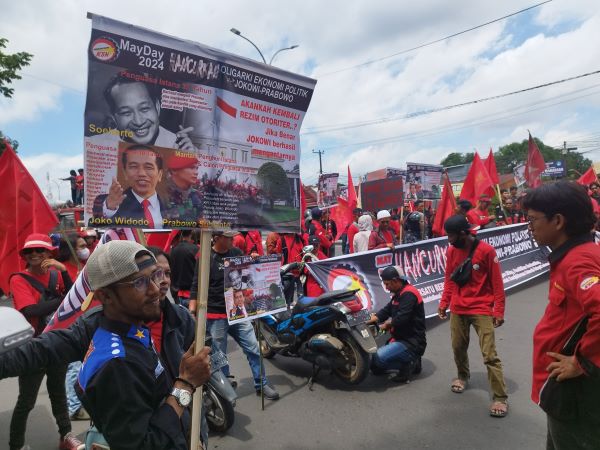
<box><xmin>523</xmin><ymin>181</ymin><xmax>600</xmax><ymax>448</ymax></box>
<box><xmin>9</xmin><ymin>233</ymin><xmax>81</xmax><ymax>450</ymax></box>
<box><xmin>308</xmin><ymin>208</ymin><xmax>333</xmax><ymax>255</ymax></box>
<box><xmin>438</xmin><ymin>215</ymin><xmax>508</xmax><ymax>418</ymax></box>
<box><xmin>466</xmin><ymin>195</ymin><xmax>495</xmax><ymax>229</ymax></box>
<box><xmin>368</xmin><ymin>210</ymin><xmax>398</xmax><ymax>250</ymax></box>
<box><xmin>244</xmin><ymin>230</ymin><xmax>264</xmax><ymax>256</ymax></box>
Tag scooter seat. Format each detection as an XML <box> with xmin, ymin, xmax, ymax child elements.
<box><xmin>292</xmin><ymin>296</ymin><xmax>318</xmax><ymax>315</ymax></box>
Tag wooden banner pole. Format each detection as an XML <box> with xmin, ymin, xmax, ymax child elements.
<box><xmin>190</xmin><ymin>229</ymin><xmax>212</xmax><ymax>450</ymax></box>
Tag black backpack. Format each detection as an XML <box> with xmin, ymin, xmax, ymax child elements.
<box><xmin>10</xmin><ymin>271</ymin><xmax>62</xmax><ymax>333</ymax></box>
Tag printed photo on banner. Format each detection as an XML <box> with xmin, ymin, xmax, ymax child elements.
<box><xmin>223</xmin><ymin>254</ymin><xmax>287</xmax><ymax>324</ymax></box>
<box><xmin>317</xmin><ymin>173</ymin><xmax>339</xmax><ymax>208</ymax></box>
<box><xmin>406</xmin><ymin>163</ymin><xmax>443</xmax><ymax>200</ymax></box>
<box><xmin>84</xmin><ymin>14</ymin><xmax>317</xmax><ymax>231</ymax></box>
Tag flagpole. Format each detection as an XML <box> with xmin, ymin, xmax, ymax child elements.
<box><xmin>190</xmin><ymin>229</ymin><xmax>212</xmax><ymax>450</ymax></box>
<box><xmin>495</xmin><ymin>184</ymin><xmax>507</xmax><ymax>219</ymax></box>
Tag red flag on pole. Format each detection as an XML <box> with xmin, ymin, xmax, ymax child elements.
<box><xmin>525</xmin><ymin>133</ymin><xmax>546</xmax><ymax>188</ymax></box>
<box><xmin>459</xmin><ymin>152</ymin><xmax>495</xmax><ymax>205</ymax></box>
<box><xmin>577</xmin><ymin>167</ymin><xmax>597</xmax><ymax>186</ymax></box>
<box><xmin>300</xmin><ymin>181</ymin><xmax>307</xmax><ymax>231</ymax></box>
<box><xmin>484</xmin><ymin>148</ymin><xmax>500</xmax><ymax>184</ymax></box>
<box><xmin>0</xmin><ymin>142</ymin><xmax>59</xmax><ymax>293</ymax></box>
<box><xmin>432</xmin><ymin>173</ymin><xmax>457</xmax><ymax>237</ymax></box>
<box><xmin>329</xmin><ymin>167</ymin><xmax>358</xmax><ymax>241</ymax></box>
<box><xmin>347</xmin><ymin>165</ymin><xmax>358</xmax><ymax>208</ymax></box>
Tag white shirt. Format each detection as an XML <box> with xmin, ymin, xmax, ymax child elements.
<box><xmin>353</xmin><ymin>231</ymin><xmax>371</xmax><ymax>253</ymax></box>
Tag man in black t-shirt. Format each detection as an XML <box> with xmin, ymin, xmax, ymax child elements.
<box><xmin>170</xmin><ymin>230</ymin><xmax>198</xmax><ymax>308</ymax></box>
<box><xmin>189</xmin><ymin>231</ymin><xmax>279</xmax><ymax>400</ymax></box>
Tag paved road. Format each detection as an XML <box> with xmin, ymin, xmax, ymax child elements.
<box><xmin>0</xmin><ymin>276</ymin><xmax>550</xmax><ymax>450</ymax></box>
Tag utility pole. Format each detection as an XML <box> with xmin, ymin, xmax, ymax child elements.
<box><xmin>312</xmin><ymin>149</ymin><xmax>324</xmax><ymax>174</ymax></box>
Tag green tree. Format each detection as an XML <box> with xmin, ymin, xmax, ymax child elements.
<box><xmin>495</xmin><ymin>138</ymin><xmax>591</xmax><ymax>176</ymax></box>
<box><xmin>440</xmin><ymin>152</ymin><xmax>475</xmax><ymax>167</ymax></box>
<box><xmin>0</xmin><ymin>38</ymin><xmax>32</xmax><ymax>155</ymax></box>
<box><xmin>0</xmin><ymin>38</ymin><xmax>32</xmax><ymax>98</ymax></box>
<box><xmin>256</xmin><ymin>162</ymin><xmax>291</xmax><ymax>208</ymax></box>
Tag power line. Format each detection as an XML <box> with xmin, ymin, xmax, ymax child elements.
<box><xmin>302</xmin><ymin>69</ymin><xmax>600</xmax><ymax>135</ymax></box>
<box><xmin>316</xmin><ymin>0</ymin><xmax>552</xmax><ymax>77</ymax></box>
<box><xmin>309</xmin><ymin>86</ymin><xmax>600</xmax><ymax>151</ymax></box>
<box><xmin>21</xmin><ymin>72</ymin><xmax>85</xmax><ymax>94</ymax></box>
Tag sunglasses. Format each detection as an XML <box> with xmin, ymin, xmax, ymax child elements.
<box><xmin>113</xmin><ymin>268</ymin><xmax>165</xmax><ymax>292</ymax></box>
<box><xmin>22</xmin><ymin>248</ymin><xmax>48</xmax><ymax>255</ymax></box>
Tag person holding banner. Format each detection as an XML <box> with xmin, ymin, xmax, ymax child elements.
<box><xmin>75</xmin><ymin>241</ymin><xmax>210</xmax><ymax>449</ymax></box>
<box><xmin>367</xmin><ymin>266</ymin><xmax>426</xmax><ymax>383</ymax></box>
<box><xmin>522</xmin><ymin>181</ymin><xmax>600</xmax><ymax>449</ymax></box>
<box><xmin>189</xmin><ymin>231</ymin><xmax>280</xmax><ymax>401</ymax></box>
<box><xmin>0</xmin><ymin>244</ymin><xmax>214</xmax><ymax>448</ymax></box>
<box><xmin>438</xmin><ymin>215</ymin><xmax>508</xmax><ymax>418</ymax></box>
<box><xmin>92</xmin><ymin>144</ymin><xmax>165</xmax><ymax>227</ymax></box>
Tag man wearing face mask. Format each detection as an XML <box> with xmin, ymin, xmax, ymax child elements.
<box><xmin>438</xmin><ymin>215</ymin><xmax>508</xmax><ymax>418</ymax></box>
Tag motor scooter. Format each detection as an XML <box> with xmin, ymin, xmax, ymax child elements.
<box><xmin>256</xmin><ymin>246</ymin><xmax>377</xmax><ymax>386</ymax></box>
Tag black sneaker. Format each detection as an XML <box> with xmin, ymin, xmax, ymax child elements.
<box><xmin>412</xmin><ymin>357</ymin><xmax>422</xmax><ymax>375</ymax></box>
<box><xmin>256</xmin><ymin>384</ymin><xmax>280</xmax><ymax>400</ymax></box>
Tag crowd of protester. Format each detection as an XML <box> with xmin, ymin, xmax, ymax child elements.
<box><xmin>1</xmin><ymin>178</ymin><xmax>599</xmax><ymax>449</ymax></box>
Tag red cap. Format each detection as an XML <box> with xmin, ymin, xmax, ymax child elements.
<box><xmin>20</xmin><ymin>233</ymin><xmax>55</xmax><ymax>254</ymax></box>
<box><xmin>167</xmin><ymin>153</ymin><xmax>199</xmax><ymax>170</ymax></box>
<box><xmin>479</xmin><ymin>195</ymin><xmax>491</xmax><ymax>202</ymax></box>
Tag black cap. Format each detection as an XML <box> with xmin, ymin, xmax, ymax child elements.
<box><xmin>311</xmin><ymin>207</ymin><xmax>322</xmax><ymax>219</ymax></box>
<box><xmin>352</xmin><ymin>207</ymin><xmax>363</xmax><ymax>215</ymax></box>
<box><xmin>444</xmin><ymin>215</ymin><xmax>471</xmax><ymax>234</ymax></box>
<box><xmin>380</xmin><ymin>265</ymin><xmax>408</xmax><ymax>282</ymax></box>
<box><xmin>457</xmin><ymin>199</ymin><xmax>472</xmax><ymax>211</ymax></box>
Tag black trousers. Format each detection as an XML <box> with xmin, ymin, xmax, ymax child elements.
<box><xmin>547</xmin><ymin>415</ymin><xmax>600</xmax><ymax>450</ymax></box>
<box><xmin>9</xmin><ymin>365</ymin><xmax>71</xmax><ymax>450</ymax></box>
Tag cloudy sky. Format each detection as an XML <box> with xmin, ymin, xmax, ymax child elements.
<box><xmin>1</xmin><ymin>0</ymin><xmax>599</xmax><ymax>200</ymax></box>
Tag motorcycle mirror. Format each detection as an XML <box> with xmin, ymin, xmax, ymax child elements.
<box><xmin>0</xmin><ymin>307</ymin><xmax>34</xmax><ymax>354</ymax></box>
<box><xmin>303</xmin><ymin>245</ymin><xmax>314</xmax><ymax>254</ymax></box>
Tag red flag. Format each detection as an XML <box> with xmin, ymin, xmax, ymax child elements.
<box><xmin>577</xmin><ymin>167</ymin><xmax>597</xmax><ymax>186</ymax></box>
<box><xmin>432</xmin><ymin>173</ymin><xmax>457</xmax><ymax>237</ymax></box>
<box><xmin>330</xmin><ymin>197</ymin><xmax>353</xmax><ymax>240</ymax></box>
<box><xmin>0</xmin><ymin>143</ymin><xmax>59</xmax><ymax>293</ymax></box>
<box><xmin>483</xmin><ymin>148</ymin><xmax>500</xmax><ymax>185</ymax></box>
<box><xmin>459</xmin><ymin>152</ymin><xmax>495</xmax><ymax>205</ymax></box>
<box><xmin>525</xmin><ymin>133</ymin><xmax>546</xmax><ymax>188</ymax></box>
<box><xmin>300</xmin><ymin>181</ymin><xmax>307</xmax><ymax>231</ymax></box>
<box><xmin>347</xmin><ymin>165</ymin><xmax>358</xmax><ymax>208</ymax></box>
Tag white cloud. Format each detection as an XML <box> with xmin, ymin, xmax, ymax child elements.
<box><xmin>20</xmin><ymin>153</ymin><xmax>84</xmax><ymax>204</ymax></box>
<box><xmin>1</xmin><ymin>0</ymin><xmax>599</xmax><ymax>181</ymax></box>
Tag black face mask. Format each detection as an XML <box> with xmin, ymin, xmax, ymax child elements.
<box><xmin>452</xmin><ymin>236</ymin><xmax>467</xmax><ymax>249</ymax></box>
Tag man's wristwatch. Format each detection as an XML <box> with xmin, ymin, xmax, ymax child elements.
<box><xmin>170</xmin><ymin>387</ymin><xmax>192</xmax><ymax>408</ymax></box>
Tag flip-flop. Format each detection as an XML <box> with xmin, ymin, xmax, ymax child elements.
<box><xmin>450</xmin><ymin>379</ymin><xmax>467</xmax><ymax>393</ymax></box>
<box><xmin>490</xmin><ymin>401</ymin><xmax>508</xmax><ymax>418</ymax></box>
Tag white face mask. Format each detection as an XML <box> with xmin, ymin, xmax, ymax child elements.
<box><xmin>77</xmin><ymin>248</ymin><xmax>90</xmax><ymax>261</ymax></box>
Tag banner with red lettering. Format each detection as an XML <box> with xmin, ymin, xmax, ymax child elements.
<box><xmin>306</xmin><ymin>223</ymin><xmax>550</xmax><ymax>318</ymax></box>
<box><xmin>84</xmin><ymin>14</ymin><xmax>315</xmax><ymax>232</ymax></box>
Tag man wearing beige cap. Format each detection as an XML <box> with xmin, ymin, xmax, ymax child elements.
<box><xmin>76</xmin><ymin>240</ymin><xmax>210</xmax><ymax>449</ymax></box>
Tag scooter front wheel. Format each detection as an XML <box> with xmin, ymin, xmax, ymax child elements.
<box><xmin>332</xmin><ymin>331</ymin><xmax>370</xmax><ymax>385</ymax></box>
<box><xmin>204</xmin><ymin>387</ymin><xmax>235</xmax><ymax>433</ymax></box>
